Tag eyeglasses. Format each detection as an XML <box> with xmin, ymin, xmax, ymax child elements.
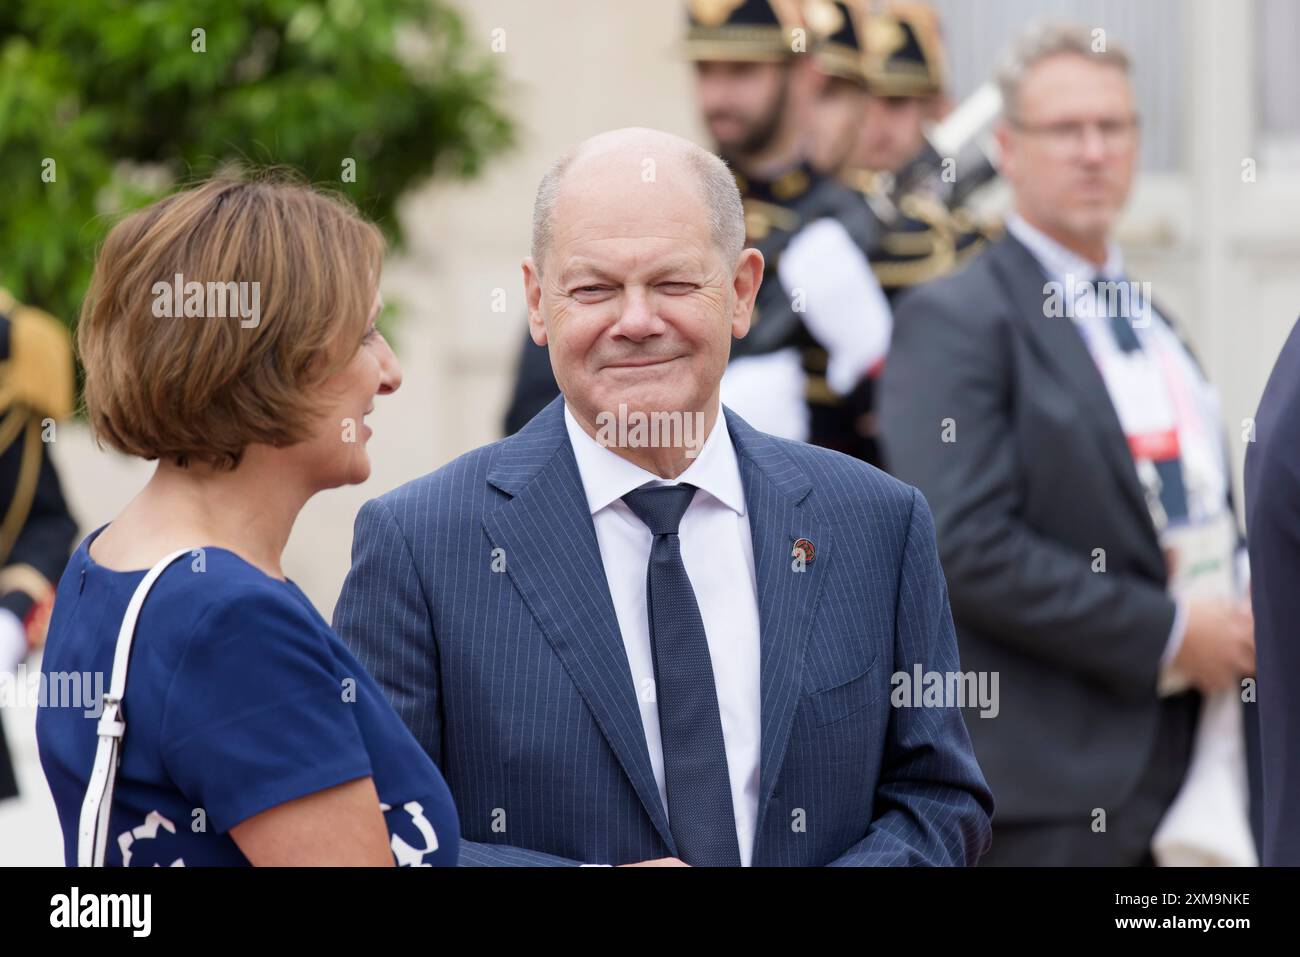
<box><xmin>1010</xmin><ymin>115</ymin><xmax>1140</xmax><ymax>152</ymax></box>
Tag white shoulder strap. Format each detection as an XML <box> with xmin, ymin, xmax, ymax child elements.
<box><xmin>77</xmin><ymin>547</ymin><xmax>194</xmax><ymax>867</ymax></box>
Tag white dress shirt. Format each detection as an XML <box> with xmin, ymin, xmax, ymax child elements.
<box><xmin>563</xmin><ymin>402</ymin><xmax>762</xmax><ymax>865</ymax></box>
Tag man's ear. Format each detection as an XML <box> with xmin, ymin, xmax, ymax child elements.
<box><xmin>522</xmin><ymin>257</ymin><xmax>547</xmax><ymax>346</ymax></box>
<box><xmin>730</xmin><ymin>247</ymin><xmax>764</xmax><ymax>340</ymax></box>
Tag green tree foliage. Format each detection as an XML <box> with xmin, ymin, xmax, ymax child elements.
<box><xmin>0</xmin><ymin>0</ymin><xmax>514</xmax><ymax>327</ymax></box>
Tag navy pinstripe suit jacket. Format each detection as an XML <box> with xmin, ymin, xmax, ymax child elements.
<box><xmin>333</xmin><ymin>396</ymin><xmax>993</xmax><ymax>865</ymax></box>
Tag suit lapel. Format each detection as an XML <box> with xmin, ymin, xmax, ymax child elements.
<box><xmin>990</xmin><ymin>236</ymin><xmax>1165</xmax><ymax>578</ymax></box>
<box><xmin>725</xmin><ymin>409</ymin><xmax>830</xmax><ymax>854</ymax></box>
<box><xmin>482</xmin><ymin>399</ymin><xmax>677</xmax><ymax>854</ymax></box>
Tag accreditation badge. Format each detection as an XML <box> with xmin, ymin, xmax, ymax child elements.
<box><xmin>1156</xmin><ymin>510</ymin><xmax>1238</xmax><ymax>697</ymax></box>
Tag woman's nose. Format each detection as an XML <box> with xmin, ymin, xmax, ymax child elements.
<box><xmin>377</xmin><ymin>338</ymin><xmax>402</xmax><ymax>395</ymax></box>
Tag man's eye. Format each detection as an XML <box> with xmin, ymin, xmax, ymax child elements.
<box><xmin>573</xmin><ymin>286</ymin><xmax>611</xmax><ymax>296</ymax></box>
<box><xmin>658</xmin><ymin>282</ymin><xmax>695</xmax><ymax>294</ymax></box>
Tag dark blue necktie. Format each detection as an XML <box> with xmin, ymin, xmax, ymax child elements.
<box><xmin>621</xmin><ymin>483</ymin><xmax>742</xmax><ymax>867</ymax></box>
<box><xmin>1092</xmin><ymin>273</ymin><xmax>1142</xmax><ymax>353</ymax></box>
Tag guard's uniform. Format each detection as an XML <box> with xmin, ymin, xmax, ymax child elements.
<box><xmin>850</xmin><ymin>166</ymin><xmax>1000</xmax><ymax>302</ymax></box>
<box><xmin>0</xmin><ymin>288</ymin><xmax>78</xmax><ymax>802</ymax></box>
<box><xmin>722</xmin><ymin>161</ymin><xmax>890</xmax><ymax>461</ymax></box>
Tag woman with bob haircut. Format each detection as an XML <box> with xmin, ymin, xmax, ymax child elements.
<box><xmin>36</xmin><ymin>173</ymin><xmax>459</xmax><ymax>866</ymax></box>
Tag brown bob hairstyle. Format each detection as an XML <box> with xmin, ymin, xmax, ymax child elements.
<box><xmin>77</xmin><ymin>170</ymin><xmax>385</xmax><ymax>470</ymax></box>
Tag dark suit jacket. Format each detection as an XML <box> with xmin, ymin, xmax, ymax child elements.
<box><xmin>334</xmin><ymin>397</ymin><xmax>993</xmax><ymax>865</ymax></box>
<box><xmin>502</xmin><ymin>334</ymin><xmax>558</xmax><ymax>437</ymax></box>
<box><xmin>1244</xmin><ymin>315</ymin><xmax>1300</xmax><ymax>865</ymax></box>
<box><xmin>879</xmin><ymin>234</ymin><xmax>1218</xmax><ymax>823</ymax></box>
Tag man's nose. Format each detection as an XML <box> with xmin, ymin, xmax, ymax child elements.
<box><xmin>1078</xmin><ymin>123</ymin><xmax>1108</xmax><ymax>163</ymax></box>
<box><xmin>698</xmin><ymin>80</ymin><xmax>736</xmax><ymax>113</ymax></box>
<box><xmin>610</xmin><ymin>287</ymin><xmax>664</xmax><ymax>341</ymax></box>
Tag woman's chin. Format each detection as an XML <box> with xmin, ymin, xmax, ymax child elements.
<box><xmin>347</xmin><ymin>455</ymin><xmax>372</xmax><ymax>485</ymax></box>
<box><xmin>318</xmin><ymin>449</ymin><xmax>371</xmax><ymax>489</ymax></box>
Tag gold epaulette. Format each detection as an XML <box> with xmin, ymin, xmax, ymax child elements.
<box><xmin>842</xmin><ymin>167</ymin><xmax>885</xmax><ymax>196</ymax></box>
<box><xmin>0</xmin><ymin>563</ymin><xmax>53</xmax><ymax>608</ymax></box>
<box><xmin>742</xmin><ymin>198</ymin><xmax>802</xmax><ymax>242</ymax></box>
<box><xmin>869</xmin><ymin>191</ymin><xmax>955</xmax><ymax>287</ymax></box>
<box><xmin>0</xmin><ymin>288</ymin><xmax>75</xmax><ymax>421</ymax></box>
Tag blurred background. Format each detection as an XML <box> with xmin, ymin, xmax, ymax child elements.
<box><xmin>2</xmin><ymin>0</ymin><xmax>1297</xmax><ymax>863</ymax></box>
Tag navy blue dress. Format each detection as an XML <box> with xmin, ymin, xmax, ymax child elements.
<box><xmin>36</xmin><ymin>527</ymin><xmax>459</xmax><ymax>866</ymax></box>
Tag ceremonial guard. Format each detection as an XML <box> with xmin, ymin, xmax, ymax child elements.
<box><xmin>0</xmin><ymin>288</ymin><xmax>77</xmax><ymax>802</ymax></box>
<box><xmin>844</xmin><ymin>2</ymin><xmax>1002</xmax><ymax>301</ymax></box>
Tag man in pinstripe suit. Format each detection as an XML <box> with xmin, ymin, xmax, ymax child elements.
<box><xmin>334</xmin><ymin>128</ymin><xmax>992</xmax><ymax>866</ymax></box>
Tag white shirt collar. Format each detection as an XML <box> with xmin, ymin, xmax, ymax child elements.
<box><xmin>1005</xmin><ymin>212</ymin><xmax>1125</xmax><ymax>284</ymax></box>
<box><xmin>563</xmin><ymin>402</ymin><xmax>746</xmax><ymax>517</ymax></box>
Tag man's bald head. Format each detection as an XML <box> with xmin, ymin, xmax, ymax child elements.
<box><xmin>530</xmin><ymin>127</ymin><xmax>746</xmax><ymax>275</ymax></box>
<box><xmin>520</xmin><ymin>127</ymin><xmax>765</xmax><ymax>474</ymax></box>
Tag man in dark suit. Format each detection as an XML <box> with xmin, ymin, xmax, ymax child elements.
<box><xmin>1244</xmin><ymin>317</ymin><xmax>1300</xmax><ymax>866</ymax></box>
<box><xmin>335</xmin><ymin>127</ymin><xmax>992</xmax><ymax>866</ymax></box>
<box><xmin>879</xmin><ymin>22</ymin><xmax>1257</xmax><ymax>865</ymax></box>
